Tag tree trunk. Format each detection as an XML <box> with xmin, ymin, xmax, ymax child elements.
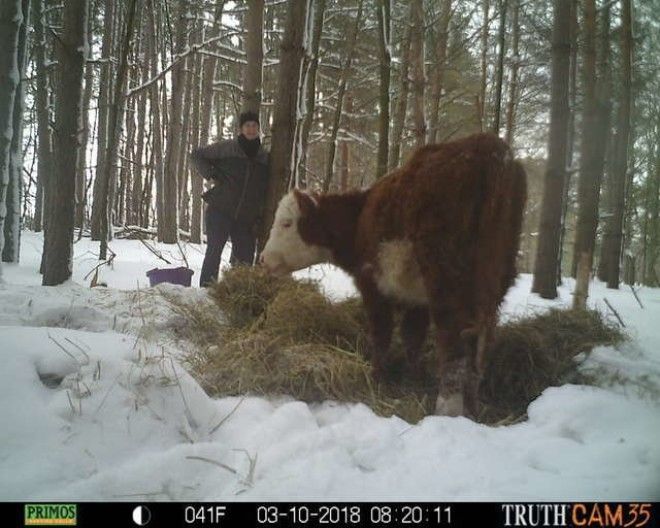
<box><xmin>573</xmin><ymin>251</ymin><xmax>591</xmax><ymax>310</ymax></box>
<box><xmin>199</xmin><ymin>2</ymin><xmax>225</xmax><ymax>147</ymax></box>
<box><xmin>389</xmin><ymin>20</ymin><xmax>412</xmax><ymax>170</ymax></box>
<box><xmin>189</xmin><ymin>25</ymin><xmax>204</xmax><ymax>244</ymax></box>
<box><xmin>124</xmin><ymin>18</ymin><xmax>138</xmax><ymax>228</ymax></box>
<box><xmin>2</xmin><ymin>0</ymin><xmax>29</xmax><ymax>265</ymax></box>
<box><xmin>531</xmin><ymin>0</ymin><xmax>571</xmax><ymax>299</ymax></box>
<box><xmin>131</xmin><ymin>13</ymin><xmax>148</xmax><ymax>227</ymax></box>
<box><xmin>491</xmin><ymin>0</ymin><xmax>508</xmax><ymax>134</ymax></box>
<box><xmin>75</xmin><ymin>17</ymin><xmax>95</xmax><ymax>233</ymax></box>
<box><xmin>148</xmin><ymin>0</ymin><xmax>165</xmax><ymax>241</ymax></box>
<box><xmin>197</xmin><ymin>0</ymin><xmax>225</xmax><ymax>245</ymax></box>
<box><xmin>242</xmin><ymin>0</ymin><xmax>264</xmax><ymax>115</ymax></box>
<box><xmin>34</xmin><ymin>168</ymin><xmax>44</xmax><ymax>233</ymax></box>
<box><xmin>557</xmin><ymin>0</ymin><xmax>579</xmax><ymax>282</ymax></box>
<box><xmin>295</xmin><ymin>0</ymin><xmax>325</xmax><ymax>187</ymax></box>
<box><xmin>504</xmin><ymin>0</ymin><xmax>519</xmax><ymax>147</ymax></box>
<box><xmin>162</xmin><ymin>0</ymin><xmax>189</xmax><ymax>244</ymax></box>
<box><xmin>339</xmin><ymin>141</ymin><xmax>350</xmax><ymax>192</ymax></box>
<box><xmin>595</xmin><ymin>5</ymin><xmax>615</xmax><ymax>283</ymax></box>
<box><xmin>644</xmin><ymin>142</ymin><xmax>660</xmax><ymax>285</ymax></box>
<box><xmin>427</xmin><ymin>0</ymin><xmax>451</xmax><ymax>145</ymax></box>
<box><xmin>32</xmin><ymin>0</ymin><xmax>51</xmax><ymax>234</ymax></box>
<box><xmin>340</xmin><ymin>95</ymin><xmax>353</xmax><ymax>191</ymax></box>
<box><xmin>410</xmin><ymin>0</ymin><xmax>426</xmax><ymax>147</ymax></box>
<box><xmin>143</xmin><ymin>130</ymin><xmax>154</xmax><ymax>229</ymax></box>
<box><xmin>600</xmin><ymin>0</ymin><xmax>632</xmax><ymax>289</ymax></box>
<box><xmin>42</xmin><ymin>0</ymin><xmax>88</xmax><ymax>286</ymax></box>
<box><xmin>258</xmin><ymin>0</ymin><xmax>310</xmax><ymax>252</ymax></box>
<box><xmin>178</xmin><ymin>52</ymin><xmax>194</xmax><ymax>233</ymax></box>
<box><xmin>375</xmin><ymin>0</ymin><xmax>391</xmax><ymax>177</ymax></box>
<box><xmin>478</xmin><ymin>0</ymin><xmax>490</xmax><ymax>131</ymax></box>
<box><xmin>214</xmin><ymin>91</ymin><xmax>223</xmax><ymax>141</ymax></box>
<box><xmin>323</xmin><ymin>0</ymin><xmax>364</xmax><ymax>192</ymax></box>
<box><xmin>98</xmin><ymin>0</ymin><xmax>139</xmax><ymax>260</ymax></box>
<box><xmin>0</xmin><ymin>0</ymin><xmax>24</xmax><ymax>279</ymax></box>
<box><xmin>90</xmin><ymin>2</ymin><xmax>116</xmax><ymax>240</ymax></box>
<box><xmin>622</xmin><ymin>134</ymin><xmax>637</xmax><ymax>285</ymax></box>
<box><xmin>572</xmin><ymin>0</ymin><xmax>603</xmax><ymax>309</ymax></box>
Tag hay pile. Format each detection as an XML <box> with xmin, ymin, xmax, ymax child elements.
<box><xmin>480</xmin><ymin>308</ymin><xmax>624</xmax><ymax>423</ymax></box>
<box><xmin>165</xmin><ymin>267</ymin><xmax>624</xmax><ymax>424</ymax></box>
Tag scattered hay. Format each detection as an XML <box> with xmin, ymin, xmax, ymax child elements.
<box><xmin>163</xmin><ymin>268</ymin><xmax>624</xmax><ymax>425</ymax></box>
<box><xmin>480</xmin><ymin>308</ymin><xmax>625</xmax><ymax>423</ymax></box>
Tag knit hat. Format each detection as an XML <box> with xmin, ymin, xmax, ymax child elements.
<box><xmin>239</xmin><ymin>111</ymin><xmax>260</xmax><ymax>127</ymax></box>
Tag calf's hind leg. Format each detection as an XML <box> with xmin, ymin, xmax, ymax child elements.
<box><xmin>431</xmin><ymin>308</ymin><xmax>471</xmax><ymax>417</ymax></box>
<box><xmin>462</xmin><ymin>314</ymin><xmax>497</xmax><ymax>418</ymax></box>
<box><xmin>356</xmin><ymin>274</ymin><xmax>396</xmax><ymax>382</ymax></box>
<box><xmin>413</xmin><ymin>239</ymin><xmax>476</xmax><ymax>416</ymax></box>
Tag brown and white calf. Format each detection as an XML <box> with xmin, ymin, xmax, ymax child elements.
<box><xmin>260</xmin><ymin>133</ymin><xmax>527</xmax><ymax>417</ymax></box>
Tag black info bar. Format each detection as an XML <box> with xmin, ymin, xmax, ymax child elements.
<box><xmin>3</xmin><ymin>501</ymin><xmax>658</xmax><ymax>528</ymax></box>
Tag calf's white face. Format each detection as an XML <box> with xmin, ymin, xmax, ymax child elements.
<box><xmin>260</xmin><ymin>191</ymin><xmax>331</xmax><ymax>276</ymax></box>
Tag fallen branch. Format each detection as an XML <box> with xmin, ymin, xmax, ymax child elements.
<box><xmin>603</xmin><ymin>298</ymin><xmax>626</xmax><ymax>327</ymax></box>
<box><xmin>176</xmin><ymin>240</ymin><xmax>190</xmax><ymax>269</ymax></box>
<box><xmin>114</xmin><ymin>225</ymin><xmax>158</xmax><ymax>239</ymax></box>
<box><xmin>129</xmin><ymin>231</ymin><xmax>172</xmax><ymax>265</ymax></box>
<box><xmin>83</xmin><ymin>246</ymin><xmax>117</xmax><ymax>281</ymax></box>
<box><xmin>185</xmin><ymin>456</ymin><xmax>238</xmax><ymax>474</ymax></box>
<box><xmin>629</xmin><ymin>285</ymin><xmax>644</xmax><ymax>309</ymax></box>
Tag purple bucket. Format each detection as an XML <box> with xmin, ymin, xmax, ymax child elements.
<box><xmin>146</xmin><ymin>267</ymin><xmax>194</xmax><ymax>287</ymax></box>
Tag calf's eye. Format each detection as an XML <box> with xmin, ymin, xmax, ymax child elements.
<box><xmin>282</xmin><ymin>220</ymin><xmax>293</xmax><ymax>229</ymax></box>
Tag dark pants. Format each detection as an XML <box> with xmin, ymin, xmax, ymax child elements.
<box><xmin>199</xmin><ymin>207</ymin><xmax>256</xmax><ymax>287</ymax></box>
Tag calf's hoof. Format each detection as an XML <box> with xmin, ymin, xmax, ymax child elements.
<box><xmin>434</xmin><ymin>392</ymin><xmax>464</xmax><ymax>417</ymax></box>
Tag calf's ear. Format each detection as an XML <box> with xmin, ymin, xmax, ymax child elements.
<box><xmin>293</xmin><ymin>188</ymin><xmax>318</xmax><ymax>218</ymax></box>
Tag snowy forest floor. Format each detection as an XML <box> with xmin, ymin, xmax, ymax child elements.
<box><xmin>0</xmin><ymin>231</ymin><xmax>659</xmax><ymax>500</ymax></box>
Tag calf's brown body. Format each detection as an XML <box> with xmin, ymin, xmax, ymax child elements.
<box><xmin>274</xmin><ymin>133</ymin><xmax>527</xmax><ymax>416</ymax></box>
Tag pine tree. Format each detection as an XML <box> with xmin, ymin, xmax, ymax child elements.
<box><xmin>242</xmin><ymin>0</ymin><xmax>264</xmax><ymax>115</ymax></box>
<box><xmin>531</xmin><ymin>0</ymin><xmax>572</xmax><ymax>299</ymax></box>
<box><xmin>42</xmin><ymin>0</ymin><xmax>89</xmax><ymax>286</ymax></box>
<box><xmin>0</xmin><ymin>0</ymin><xmax>26</xmax><ymax>280</ymax></box>
<box><xmin>2</xmin><ymin>0</ymin><xmax>30</xmax><ymax>265</ymax></box>
<box><xmin>375</xmin><ymin>0</ymin><xmax>391</xmax><ymax>176</ymax></box>
<box><xmin>600</xmin><ymin>0</ymin><xmax>633</xmax><ymax>289</ymax></box>
<box><xmin>410</xmin><ymin>0</ymin><xmax>426</xmax><ymax>147</ymax></box>
<box><xmin>573</xmin><ymin>0</ymin><xmax>603</xmax><ymax>309</ymax></box>
<box><xmin>32</xmin><ymin>0</ymin><xmax>52</xmax><ymax>235</ymax></box>
<box><xmin>258</xmin><ymin>0</ymin><xmax>311</xmax><ymax>251</ymax></box>
<box><xmin>323</xmin><ymin>0</ymin><xmax>364</xmax><ymax>192</ymax></box>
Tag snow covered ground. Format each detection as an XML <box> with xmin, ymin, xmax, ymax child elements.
<box><xmin>0</xmin><ymin>231</ymin><xmax>658</xmax><ymax>501</ymax></box>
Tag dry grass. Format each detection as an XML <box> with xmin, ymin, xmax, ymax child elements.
<box><xmin>479</xmin><ymin>308</ymin><xmax>625</xmax><ymax>423</ymax></box>
<box><xmin>163</xmin><ymin>267</ymin><xmax>624</xmax><ymax>424</ymax></box>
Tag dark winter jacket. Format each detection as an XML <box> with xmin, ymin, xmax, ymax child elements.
<box><xmin>191</xmin><ymin>137</ymin><xmax>270</xmax><ymax>225</ymax></box>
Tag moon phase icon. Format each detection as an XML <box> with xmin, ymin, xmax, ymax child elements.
<box><xmin>132</xmin><ymin>505</ymin><xmax>152</xmax><ymax>526</ymax></box>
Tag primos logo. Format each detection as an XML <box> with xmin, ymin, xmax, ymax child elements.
<box><xmin>24</xmin><ymin>504</ymin><xmax>77</xmax><ymax>526</ymax></box>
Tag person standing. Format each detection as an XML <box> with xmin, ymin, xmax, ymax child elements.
<box><xmin>191</xmin><ymin>111</ymin><xmax>270</xmax><ymax>286</ymax></box>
